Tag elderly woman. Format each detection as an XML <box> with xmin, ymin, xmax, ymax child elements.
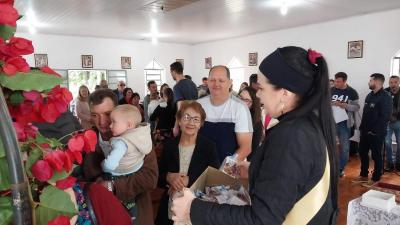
<box><xmin>76</xmin><ymin>85</ymin><xmax>93</xmax><ymax>129</ymax></box>
<box><xmin>155</xmin><ymin>100</ymin><xmax>220</xmax><ymax>225</ymax></box>
<box><xmin>172</xmin><ymin>46</ymin><xmax>338</xmax><ymax>225</ymax></box>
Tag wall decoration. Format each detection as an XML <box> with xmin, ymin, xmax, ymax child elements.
<box><xmin>205</xmin><ymin>57</ymin><xmax>212</xmax><ymax>69</ymax></box>
<box><xmin>347</xmin><ymin>40</ymin><xmax>363</xmax><ymax>59</ymax></box>
<box><xmin>249</xmin><ymin>52</ymin><xmax>258</xmax><ymax>66</ymax></box>
<box><xmin>176</xmin><ymin>59</ymin><xmax>184</xmax><ymax>69</ymax></box>
<box><xmin>34</xmin><ymin>54</ymin><xmax>48</xmax><ymax>67</ymax></box>
<box><xmin>82</xmin><ymin>55</ymin><xmax>93</xmax><ymax>68</ymax></box>
<box><xmin>121</xmin><ymin>56</ymin><xmax>131</xmax><ymax>69</ymax></box>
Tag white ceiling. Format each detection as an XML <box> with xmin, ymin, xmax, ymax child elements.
<box><xmin>14</xmin><ymin>0</ymin><xmax>400</xmax><ymax>45</ymax></box>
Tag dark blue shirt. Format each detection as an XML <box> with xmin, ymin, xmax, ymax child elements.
<box><xmin>173</xmin><ymin>79</ymin><xmax>198</xmax><ymax>103</ymax></box>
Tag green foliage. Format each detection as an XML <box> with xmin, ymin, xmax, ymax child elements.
<box><xmin>48</xmin><ymin>169</ymin><xmax>70</xmax><ymax>184</ymax></box>
<box><xmin>0</xmin><ymin>24</ymin><xmax>16</xmax><ymax>40</ymax></box>
<box><xmin>0</xmin><ymin>139</ymin><xmax>4</xmax><ymax>158</ymax></box>
<box><xmin>9</xmin><ymin>91</ymin><xmax>24</xmax><ymax>106</ymax></box>
<box><xmin>0</xmin><ymin>70</ymin><xmax>62</xmax><ymax>92</ymax></box>
<box><xmin>0</xmin><ymin>196</ymin><xmax>12</xmax><ymax>225</ymax></box>
<box><xmin>0</xmin><ymin>158</ymin><xmax>11</xmax><ymax>191</ymax></box>
<box><xmin>35</xmin><ymin>186</ymin><xmax>77</xmax><ymax>225</ymax></box>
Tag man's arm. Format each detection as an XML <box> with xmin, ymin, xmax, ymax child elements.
<box><xmin>235</xmin><ymin>132</ymin><xmax>252</xmax><ymax>161</ymax></box>
<box><xmin>345</xmin><ymin>99</ymin><xmax>360</xmax><ymax>112</ymax></box>
<box><xmin>113</xmin><ymin>150</ymin><xmax>158</xmax><ymax>202</ymax></box>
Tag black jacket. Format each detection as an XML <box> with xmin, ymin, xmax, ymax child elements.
<box><xmin>155</xmin><ymin>134</ymin><xmax>220</xmax><ymax>225</ymax></box>
<box><xmin>190</xmin><ymin>115</ymin><xmax>335</xmax><ymax>225</ymax></box>
<box><xmin>150</xmin><ymin>103</ymin><xmax>176</xmax><ymax>131</ymax></box>
<box><xmin>360</xmin><ymin>88</ymin><xmax>392</xmax><ymax>135</ymax></box>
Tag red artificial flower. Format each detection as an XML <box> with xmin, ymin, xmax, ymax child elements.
<box><xmin>66</xmin><ymin>150</ymin><xmax>82</xmax><ymax>165</ymax></box>
<box><xmin>40</xmin><ymin>102</ymin><xmax>61</xmax><ymax>123</ymax></box>
<box><xmin>13</xmin><ymin>122</ymin><xmax>38</xmax><ymax>142</ymax></box>
<box><xmin>67</xmin><ymin>134</ymin><xmax>84</xmax><ymax>152</ymax></box>
<box><xmin>2</xmin><ymin>56</ymin><xmax>30</xmax><ymax>76</ymax></box>
<box><xmin>41</xmin><ymin>66</ymin><xmax>61</xmax><ymax>77</ymax></box>
<box><xmin>47</xmin><ymin>215</ymin><xmax>70</xmax><ymax>225</ymax></box>
<box><xmin>23</xmin><ymin>91</ymin><xmax>42</xmax><ymax>103</ymax></box>
<box><xmin>44</xmin><ymin>150</ymin><xmax>65</xmax><ymax>172</ymax></box>
<box><xmin>55</xmin><ymin>176</ymin><xmax>77</xmax><ymax>190</ymax></box>
<box><xmin>1</xmin><ymin>37</ymin><xmax>34</xmax><ymax>57</ymax></box>
<box><xmin>31</xmin><ymin>160</ymin><xmax>53</xmax><ymax>182</ymax></box>
<box><xmin>63</xmin><ymin>150</ymin><xmax>73</xmax><ymax>172</ymax></box>
<box><xmin>83</xmin><ymin>130</ymin><xmax>97</xmax><ymax>153</ymax></box>
<box><xmin>0</xmin><ymin>0</ymin><xmax>14</xmax><ymax>5</ymax></box>
<box><xmin>307</xmin><ymin>48</ymin><xmax>323</xmax><ymax>65</ymax></box>
<box><xmin>47</xmin><ymin>86</ymin><xmax>73</xmax><ymax>112</ymax></box>
<box><xmin>0</xmin><ymin>4</ymin><xmax>18</xmax><ymax>27</ymax></box>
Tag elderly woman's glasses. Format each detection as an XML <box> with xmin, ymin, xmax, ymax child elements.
<box><xmin>182</xmin><ymin>114</ymin><xmax>201</xmax><ymax>123</ymax></box>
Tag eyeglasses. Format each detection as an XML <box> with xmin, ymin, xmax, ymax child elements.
<box><xmin>119</xmin><ymin>84</ymin><xmax>126</xmax><ymax>87</ymax></box>
<box><xmin>182</xmin><ymin>114</ymin><xmax>201</xmax><ymax>124</ymax></box>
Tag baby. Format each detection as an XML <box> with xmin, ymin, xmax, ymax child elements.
<box><xmin>102</xmin><ymin>104</ymin><xmax>152</xmax><ymax>176</ymax></box>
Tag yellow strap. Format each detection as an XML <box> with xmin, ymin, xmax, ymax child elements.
<box><xmin>282</xmin><ymin>150</ymin><xmax>330</xmax><ymax>225</ymax></box>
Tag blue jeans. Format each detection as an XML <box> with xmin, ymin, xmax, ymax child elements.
<box><xmin>336</xmin><ymin>121</ymin><xmax>350</xmax><ymax>171</ymax></box>
<box><xmin>384</xmin><ymin>121</ymin><xmax>400</xmax><ymax>167</ymax></box>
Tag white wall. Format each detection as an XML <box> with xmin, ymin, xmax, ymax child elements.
<box><xmin>17</xmin><ymin>33</ymin><xmax>193</xmax><ymax>97</ymax></box>
<box><xmin>192</xmin><ymin>8</ymin><xmax>400</xmax><ymax>102</ymax></box>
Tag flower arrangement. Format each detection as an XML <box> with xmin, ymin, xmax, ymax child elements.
<box><xmin>0</xmin><ymin>1</ymin><xmax>96</xmax><ymax>224</ymax></box>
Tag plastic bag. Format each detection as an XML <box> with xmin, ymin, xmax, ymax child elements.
<box><xmin>220</xmin><ymin>154</ymin><xmax>240</xmax><ymax>178</ymax></box>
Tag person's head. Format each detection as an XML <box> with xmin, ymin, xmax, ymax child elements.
<box><xmin>100</xmin><ymin>79</ymin><xmax>108</xmax><ymax>89</ymax></box>
<box><xmin>249</xmin><ymin>73</ymin><xmax>259</xmax><ymax>91</ymax></box>
<box><xmin>123</xmin><ymin>88</ymin><xmax>133</xmax><ymax>100</ymax></box>
<box><xmin>89</xmin><ymin>89</ymin><xmax>118</xmax><ymax>136</ymax></box>
<box><xmin>95</xmin><ymin>85</ymin><xmax>101</xmax><ymax>90</ymax></box>
<box><xmin>369</xmin><ymin>73</ymin><xmax>385</xmax><ymax>91</ymax></box>
<box><xmin>240</xmin><ymin>82</ymin><xmax>249</xmax><ymax>91</ymax></box>
<box><xmin>170</xmin><ymin>62</ymin><xmax>184</xmax><ymax>81</ymax></box>
<box><xmin>117</xmin><ymin>80</ymin><xmax>126</xmax><ymax>91</ymax></box>
<box><xmin>329</xmin><ymin>79</ymin><xmax>334</xmax><ymax>88</ymax></box>
<box><xmin>162</xmin><ymin>88</ymin><xmax>174</xmax><ymax>105</ymax></box>
<box><xmin>202</xmin><ymin>77</ymin><xmax>208</xmax><ymax>86</ymax></box>
<box><xmin>109</xmin><ymin>105</ymin><xmax>142</xmax><ymax>136</ymax></box>
<box><xmin>78</xmin><ymin>85</ymin><xmax>90</xmax><ymax>101</ymax></box>
<box><xmin>257</xmin><ymin>46</ymin><xmax>337</xmax><ymax>205</ymax></box>
<box><xmin>131</xmin><ymin>92</ymin><xmax>140</xmax><ymax>106</ymax></box>
<box><xmin>239</xmin><ymin>87</ymin><xmax>261</xmax><ymax>125</ymax></box>
<box><xmin>150</xmin><ymin>91</ymin><xmax>159</xmax><ymax>100</ymax></box>
<box><xmin>208</xmin><ymin>65</ymin><xmax>232</xmax><ymax>99</ymax></box>
<box><xmin>147</xmin><ymin>80</ymin><xmax>157</xmax><ymax>94</ymax></box>
<box><xmin>184</xmin><ymin>75</ymin><xmax>192</xmax><ymax>80</ymax></box>
<box><xmin>160</xmin><ymin>83</ymin><xmax>169</xmax><ymax>98</ymax></box>
<box><xmin>176</xmin><ymin>100</ymin><xmax>206</xmax><ymax>137</ymax></box>
<box><xmin>334</xmin><ymin>72</ymin><xmax>348</xmax><ymax>89</ymax></box>
<box><xmin>389</xmin><ymin>75</ymin><xmax>400</xmax><ymax>91</ymax></box>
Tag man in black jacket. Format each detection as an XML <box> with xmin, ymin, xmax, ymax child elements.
<box><xmin>354</xmin><ymin>73</ymin><xmax>392</xmax><ymax>185</ymax></box>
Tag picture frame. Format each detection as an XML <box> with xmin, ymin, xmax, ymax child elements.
<box><xmin>347</xmin><ymin>40</ymin><xmax>363</xmax><ymax>59</ymax></box>
<box><xmin>82</xmin><ymin>55</ymin><xmax>93</xmax><ymax>68</ymax></box>
<box><xmin>249</xmin><ymin>52</ymin><xmax>258</xmax><ymax>66</ymax></box>
<box><xmin>121</xmin><ymin>56</ymin><xmax>131</xmax><ymax>69</ymax></box>
<box><xmin>34</xmin><ymin>54</ymin><xmax>48</xmax><ymax>67</ymax></box>
<box><xmin>205</xmin><ymin>57</ymin><xmax>212</xmax><ymax>69</ymax></box>
<box><xmin>176</xmin><ymin>59</ymin><xmax>184</xmax><ymax>69</ymax></box>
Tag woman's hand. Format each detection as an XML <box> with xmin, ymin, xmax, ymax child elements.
<box><xmin>166</xmin><ymin>172</ymin><xmax>188</xmax><ymax>191</ymax></box>
<box><xmin>171</xmin><ymin>188</ymin><xmax>195</xmax><ymax>223</ymax></box>
<box><xmin>236</xmin><ymin>160</ymin><xmax>250</xmax><ymax>179</ymax></box>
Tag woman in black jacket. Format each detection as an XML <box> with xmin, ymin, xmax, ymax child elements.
<box><xmin>155</xmin><ymin>100</ymin><xmax>220</xmax><ymax>225</ymax></box>
<box><xmin>150</xmin><ymin>88</ymin><xmax>176</xmax><ymax>137</ymax></box>
<box><xmin>172</xmin><ymin>46</ymin><xmax>339</xmax><ymax>225</ymax></box>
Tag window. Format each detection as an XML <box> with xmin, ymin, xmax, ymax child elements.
<box><xmin>67</xmin><ymin>70</ymin><xmax>107</xmax><ymax>99</ymax></box>
<box><xmin>144</xmin><ymin>59</ymin><xmax>165</xmax><ymax>95</ymax></box>
<box><xmin>227</xmin><ymin>57</ymin><xmax>245</xmax><ymax>92</ymax></box>
<box><xmin>392</xmin><ymin>57</ymin><xmax>400</xmax><ymax>76</ymax></box>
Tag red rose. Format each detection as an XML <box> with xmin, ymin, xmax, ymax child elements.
<box><xmin>47</xmin><ymin>215</ymin><xmax>70</xmax><ymax>225</ymax></box>
<box><xmin>0</xmin><ymin>4</ymin><xmax>18</xmax><ymax>27</ymax></box>
<box><xmin>2</xmin><ymin>37</ymin><xmax>34</xmax><ymax>56</ymax></box>
<box><xmin>31</xmin><ymin>160</ymin><xmax>53</xmax><ymax>182</ymax></box>
<box><xmin>55</xmin><ymin>176</ymin><xmax>77</xmax><ymax>190</ymax></box>
<box><xmin>2</xmin><ymin>56</ymin><xmax>30</xmax><ymax>76</ymax></box>
<box><xmin>41</xmin><ymin>66</ymin><xmax>61</xmax><ymax>77</ymax></box>
<box><xmin>44</xmin><ymin>150</ymin><xmax>65</xmax><ymax>172</ymax></box>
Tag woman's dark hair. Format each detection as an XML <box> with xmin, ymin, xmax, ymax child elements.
<box><xmin>78</xmin><ymin>85</ymin><xmax>90</xmax><ymax>101</ymax></box>
<box><xmin>275</xmin><ymin>46</ymin><xmax>338</xmax><ymax>215</ymax></box>
<box><xmin>122</xmin><ymin>88</ymin><xmax>133</xmax><ymax>99</ymax></box>
<box><xmin>160</xmin><ymin>83</ymin><xmax>169</xmax><ymax>98</ymax></box>
<box><xmin>163</xmin><ymin>88</ymin><xmax>174</xmax><ymax>105</ymax></box>
<box><xmin>132</xmin><ymin>92</ymin><xmax>140</xmax><ymax>99</ymax></box>
<box><xmin>89</xmin><ymin>89</ymin><xmax>118</xmax><ymax>107</ymax></box>
<box><xmin>238</xmin><ymin>87</ymin><xmax>261</xmax><ymax>126</ymax></box>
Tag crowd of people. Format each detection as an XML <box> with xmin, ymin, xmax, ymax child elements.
<box><xmin>59</xmin><ymin>46</ymin><xmax>400</xmax><ymax>225</ymax></box>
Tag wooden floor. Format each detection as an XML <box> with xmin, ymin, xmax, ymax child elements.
<box><xmin>151</xmin><ymin>154</ymin><xmax>400</xmax><ymax>224</ymax></box>
<box><xmin>337</xmin><ymin>154</ymin><xmax>400</xmax><ymax>225</ymax></box>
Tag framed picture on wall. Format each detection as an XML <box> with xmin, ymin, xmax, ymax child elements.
<box><xmin>34</xmin><ymin>54</ymin><xmax>48</xmax><ymax>67</ymax></box>
<box><xmin>205</xmin><ymin>57</ymin><xmax>212</xmax><ymax>69</ymax></box>
<box><xmin>176</xmin><ymin>59</ymin><xmax>184</xmax><ymax>69</ymax></box>
<box><xmin>82</xmin><ymin>55</ymin><xmax>93</xmax><ymax>68</ymax></box>
<box><xmin>249</xmin><ymin>52</ymin><xmax>258</xmax><ymax>66</ymax></box>
<box><xmin>347</xmin><ymin>40</ymin><xmax>363</xmax><ymax>59</ymax></box>
<box><xmin>121</xmin><ymin>56</ymin><xmax>131</xmax><ymax>69</ymax></box>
